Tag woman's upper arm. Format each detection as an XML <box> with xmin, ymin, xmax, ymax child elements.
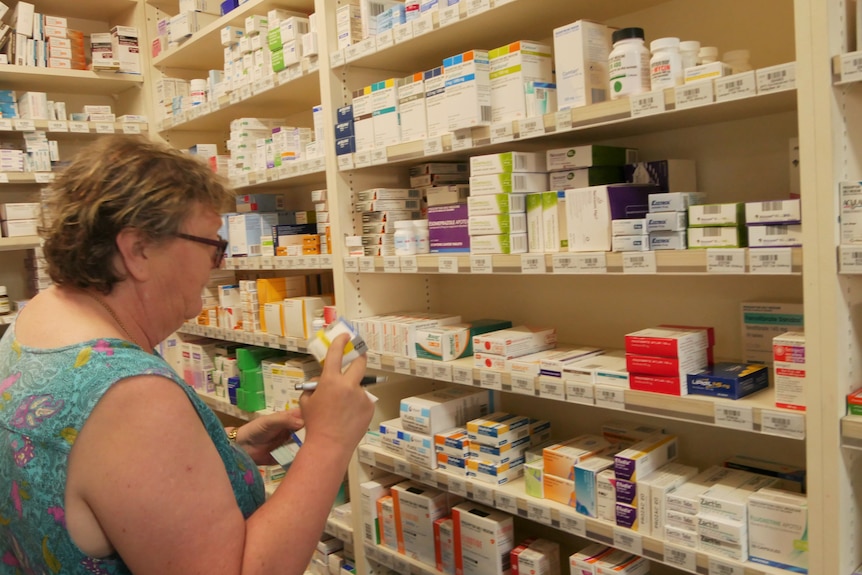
<box><xmin>67</xmin><ymin>374</ymin><xmax>248</xmax><ymax>575</ymax></box>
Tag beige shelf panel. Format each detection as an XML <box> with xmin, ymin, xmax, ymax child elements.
<box><xmin>195</xmin><ymin>391</ymin><xmax>272</xmax><ymax>421</ymax></box>
<box><xmin>152</xmin><ymin>0</ymin><xmax>315</xmax><ymax>70</ymax></box>
<box><xmin>35</xmin><ymin>0</ymin><xmax>138</xmax><ymax>21</ymax></box>
<box><xmin>0</xmin><ymin>237</ymin><xmax>41</xmax><ymax>252</ymax></box>
<box><xmin>229</xmin><ymin>162</ymin><xmax>327</xmax><ymax>191</ymax></box>
<box><xmin>0</xmin><ymin>65</ymin><xmax>144</xmax><ymax>95</ymax></box>
<box><xmin>0</xmin><ymin>120</ymin><xmax>148</xmax><ymax>139</ymax></box>
<box><xmin>365</xmin><ymin>353</ymin><xmax>805</xmax><ymax>440</ymax></box>
<box><xmin>358</xmin><ymin>444</ymin><xmax>792</xmax><ymax>575</ymax></box>
<box><xmin>224</xmin><ymin>254</ymin><xmax>332</xmax><ymax>271</ymax></box>
<box><xmin>324</xmin><ymin>516</ymin><xmax>355</xmax><ymax>546</ymax></box>
<box><xmin>178</xmin><ymin>322</ymin><xmax>309</xmax><ymax>353</ymax></box>
<box><xmin>344</xmin><ymin>249</ymin><xmax>803</xmax><ymax>276</ymax></box>
<box><xmin>333</xmin><ymin>0</ymin><xmax>668</xmax><ymax>74</ymax></box>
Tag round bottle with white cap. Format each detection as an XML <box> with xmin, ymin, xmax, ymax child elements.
<box><xmin>650</xmin><ymin>37</ymin><xmax>683</xmax><ymax>90</ymax></box>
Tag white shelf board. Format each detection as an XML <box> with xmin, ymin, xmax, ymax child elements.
<box><xmin>35</xmin><ymin>0</ymin><xmax>138</xmax><ymax>21</ymax></box>
<box><xmin>324</xmin><ymin>516</ymin><xmax>355</xmax><ymax>545</ymax></box>
<box><xmin>224</xmin><ymin>254</ymin><xmax>333</xmax><ymax>271</ymax></box>
<box><xmin>153</xmin><ymin>0</ymin><xmax>315</xmax><ymax>70</ymax></box>
<box><xmin>0</xmin><ymin>120</ymin><xmax>148</xmax><ymax>139</ymax></box>
<box><xmin>0</xmin><ymin>237</ymin><xmax>41</xmax><ymax>252</ymax></box>
<box><xmin>0</xmin><ymin>66</ymin><xmax>143</xmax><ymax>95</ymax></box>
<box><xmin>178</xmin><ymin>322</ymin><xmax>309</xmax><ymax>354</ymax></box>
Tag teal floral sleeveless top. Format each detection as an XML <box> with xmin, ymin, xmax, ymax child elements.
<box><xmin>0</xmin><ymin>324</ymin><xmax>265</xmax><ymax>573</ymax></box>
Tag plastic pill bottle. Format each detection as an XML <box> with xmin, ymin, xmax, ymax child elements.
<box><xmin>698</xmin><ymin>46</ymin><xmax>719</xmax><ymax>64</ymax></box>
<box><xmin>394</xmin><ymin>220</ymin><xmax>417</xmax><ymax>256</ymax></box>
<box><xmin>412</xmin><ymin>220</ymin><xmax>430</xmax><ymax>254</ymax></box>
<box><xmin>650</xmin><ymin>37</ymin><xmax>683</xmax><ymax>90</ymax></box>
<box><xmin>679</xmin><ymin>40</ymin><xmax>701</xmax><ymax>71</ymax></box>
<box><xmin>723</xmin><ymin>49</ymin><xmax>752</xmax><ymax>74</ymax></box>
<box><xmin>608</xmin><ymin>27</ymin><xmax>651</xmax><ymax>100</ymax></box>
<box><xmin>0</xmin><ymin>286</ymin><xmax>9</xmax><ymax>316</ymax></box>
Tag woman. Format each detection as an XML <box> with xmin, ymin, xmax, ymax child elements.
<box><xmin>0</xmin><ymin>135</ymin><xmax>375</xmax><ymax>574</ymax></box>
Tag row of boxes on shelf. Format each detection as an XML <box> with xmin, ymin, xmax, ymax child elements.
<box><xmin>363</xmin><ymin>414</ymin><xmax>807</xmax><ymax>572</ymax></box>
<box><xmin>217</xmin><ymin>189</ymin><xmax>330</xmax><ymax>257</ymax></box>
<box><xmin>0</xmin><ymin>2</ymin><xmax>139</xmax><ymax>72</ymax></box>
<box><xmin>313</xmin><ymin>520</ymin><xmax>354</xmax><ymax>575</ymax></box>
<box><xmin>0</xmin><ymin>128</ymin><xmax>57</xmax><ymax>175</ymax></box>
<box><xmin>0</xmin><ymin>91</ymin><xmax>146</xmax><ymax>125</ymax></box>
<box><xmin>349</xmin><ymin>312</ymin><xmax>805</xmax><ymax>408</ymax></box>
<box><xmin>0</xmin><ymin>202</ymin><xmax>38</xmax><ymax>238</ymax></box>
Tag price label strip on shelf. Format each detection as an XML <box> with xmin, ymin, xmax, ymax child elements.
<box><xmin>552</xmin><ymin>254</ymin><xmax>577</xmax><ymax>274</ymax></box>
<box><xmin>14</xmin><ymin>119</ymin><xmax>35</xmax><ymax>131</ymax></box>
<box><xmin>490</xmin><ymin>121</ymin><xmax>514</xmax><ymax>144</ymax></box>
<box><xmin>472</xmin><ymin>484</ymin><xmax>495</xmax><ymax>506</ymax></box>
<box><xmin>338</xmin><ymin>154</ymin><xmax>354</xmax><ymax>171</ymax></box>
<box><xmin>95</xmin><ymin>123</ymin><xmax>115</xmax><ymax>134</ymax></box>
<box><xmin>479</xmin><ymin>370</ymin><xmax>502</xmax><ymax>390</ymax></box>
<box><xmin>558</xmin><ymin>509</ymin><xmax>586</xmax><ymax>537</ymax></box>
<box><xmin>366</xmin><ymin>353</ymin><xmax>383</xmax><ymax>370</ymax></box>
<box><xmin>359</xmin><ymin>256</ymin><xmax>376</xmax><ymax>273</ymax></box>
<box><xmin>400</xmin><ymin>255</ymin><xmax>418</xmax><ymax>273</ymax></box>
<box><xmin>749</xmin><ymin>247</ymin><xmax>793</xmax><ymax>274</ymax></box>
<box><xmin>760</xmin><ymin>409</ymin><xmax>805</xmax><ymax>439</ymax></box>
<box><xmin>526</xmin><ymin>502</ymin><xmax>552</xmax><ymax>526</ymax></box>
<box><xmin>452</xmin><ymin>365</ymin><xmax>474</xmax><ymax>385</ymax></box>
<box><xmin>451</xmin><ymin>130</ymin><xmax>473</xmax><ymax>151</ymax></box>
<box><xmin>47</xmin><ymin>120</ymin><xmax>68</xmax><ymax>132</ymax></box>
<box><xmin>674</xmin><ymin>81</ymin><xmax>715</xmax><ymax>109</ymax></box>
<box><xmin>707</xmin><ymin>557</ymin><xmax>743</xmax><ymax>575</ymax></box>
<box><xmin>518</xmin><ymin>117</ymin><xmax>546</xmax><ymax>139</ymax></box>
<box><xmin>715</xmin><ymin>71</ymin><xmax>757</xmax><ymax>102</ymax></box>
<box><xmin>466</xmin><ymin>0</ymin><xmax>491</xmax><ymax>15</ymax></box>
<box><xmin>433</xmin><ymin>363</ymin><xmax>453</xmax><ymax>382</ymax></box>
<box><xmin>359</xmin><ymin>448</ymin><xmax>377</xmax><ymax>467</ymax></box>
<box><xmin>630</xmin><ymin>90</ymin><xmax>667</xmax><ymax>117</ymax></box>
<box><xmin>707</xmin><ymin>249</ymin><xmax>746</xmax><ymax>273</ymax></box>
<box><xmin>574</xmin><ymin>252</ymin><xmax>608</xmax><ymax>273</ymax></box>
<box><xmin>495</xmin><ymin>493</ymin><xmax>518</xmax><ymax>515</ymax></box>
<box><xmin>394</xmin><ymin>357</ymin><xmax>412</xmax><ymax>375</ymax></box>
<box><xmin>470</xmin><ymin>255</ymin><xmax>493</xmax><ymax>274</ymax></box>
<box><xmin>439</xmin><ymin>4</ymin><xmax>461</xmax><ymax>26</ymax></box>
<box><xmin>839</xmin><ymin>51</ymin><xmax>862</xmax><ymax>83</ymax></box>
<box><xmin>449</xmin><ymin>477</ymin><xmax>467</xmax><ymax>497</ymax></box>
<box><xmin>384</xmin><ymin>256</ymin><xmax>401</xmax><ymax>273</ymax></box>
<box><xmin>122</xmin><ymin>123</ymin><xmax>142</xmax><ymax>135</ymax></box>
<box><xmin>0</xmin><ymin>119</ymin><xmax>12</xmax><ymax>131</ymax></box>
<box><xmin>69</xmin><ymin>121</ymin><xmax>90</xmax><ymax>133</ymax></box>
<box><xmin>439</xmin><ymin>256</ymin><xmax>460</xmax><ymax>273</ymax></box>
<box><xmin>663</xmin><ymin>543</ymin><xmax>697</xmax><ymax>574</ymax></box>
<box><xmin>554</xmin><ymin>110</ymin><xmax>573</xmax><ymax>132</ymax></box>
<box><xmin>414</xmin><ymin>359</ymin><xmax>433</xmax><ymax>379</ymax></box>
<box><xmin>424</xmin><ymin>136</ymin><xmax>444</xmax><ymax>157</ymax></box>
<box><xmin>714</xmin><ymin>404</ymin><xmax>754</xmax><ymax>431</ymax></box>
<box><xmin>612</xmin><ymin>528</ymin><xmax>643</xmax><ymax>556</ymax></box>
<box><xmin>520</xmin><ymin>254</ymin><xmax>546</xmax><ymax>274</ymax></box>
<box><xmin>623</xmin><ymin>251</ymin><xmax>657</xmax><ymax>274</ymax></box>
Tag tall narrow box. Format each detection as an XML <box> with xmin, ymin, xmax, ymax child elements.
<box><xmin>444</xmin><ymin>50</ymin><xmax>491</xmax><ymax>131</ymax></box>
<box><xmin>452</xmin><ymin>502</ymin><xmax>515</xmax><ymax>575</ymax></box>
<box><xmin>392</xmin><ymin>481</ymin><xmax>451</xmax><ymax>566</ymax></box>
<box><xmin>489</xmin><ymin>40</ymin><xmax>553</xmax><ymax>122</ymax></box>
<box><xmin>553</xmin><ymin>20</ymin><xmax>612</xmax><ymax>109</ymax></box>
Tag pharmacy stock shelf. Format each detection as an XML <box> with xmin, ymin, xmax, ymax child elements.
<box><xmin>224</xmin><ymin>254</ymin><xmax>333</xmax><ymax>271</ymax></box>
<box><xmin>158</xmin><ymin>69</ymin><xmax>321</xmax><ymax>133</ymax></box>
<box><xmin>0</xmin><ymin>173</ymin><xmax>53</xmax><ymax>185</ymax></box>
<box><xmin>0</xmin><ymin>237</ymin><xmax>41</xmax><ymax>252</ymax></box>
<box><xmin>336</xmin><ymin>88</ymin><xmax>797</xmax><ymax>172</ymax></box>
<box><xmin>0</xmin><ymin>119</ymin><xmax>149</xmax><ymax>138</ymax></box>
<box><xmin>37</xmin><ymin>0</ymin><xmax>138</xmax><ymax>20</ymax></box>
<box><xmin>228</xmin><ymin>160</ymin><xmax>327</xmax><ymax>191</ymax></box>
<box><xmin>324</xmin><ymin>515</ymin><xmax>355</xmax><ymax>546</ymax></box>
<box><xmin>841</xmin><ymin>415</ymin><xmax>862</xmax><ymax>450</ymax></box>
<box><xmin>831</xmin><ymin>51</ymin><xmax>862</xmax><ymax>85</ymax></box>
<box><xmin>151</xmin><ymin>0</ymin><xmax>315</xmax><ymax>70</ymax></box>
<box><xmin>356</xmin><ymin>444</ymin><xmax>791</xmax><ymax>575</ymax></box>
<box><xmin>179</xmin><ymin>321</ymin><xmax>310</xmax><ymax>353</ymax></box>
<box><xmin>330</xmin><ymin>0</ymin><xmax>667</xmax><ymax>73</ymax></box>
<box><xmin>342</xmin><ymin>249</ymin><xmax>804</xmax><ymax>276</ymax></box>
<box><xmin>362</xmin><ymin>353</ymin><xmax>805</xmax><ymax>441</ymax></box>
<box><xmin>195</xmin><ymin>390</ymin><xmax>273</xmax><ymax>421</ymax></box>
<box><xmin>0</xmin><ymin>65</ymin><xmax>144</xmax><ymax>96</ymax></box>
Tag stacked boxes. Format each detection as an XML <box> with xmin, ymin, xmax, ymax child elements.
<box><xmin>646</xmin><ymin>191</ymin><xmax>706</xmax><ymax>251</ymax></box>
<box><xmin>688</xmin><ymin>202</ymin><xmax>747</xmax><ymax>249</ymax></box>
<box><xmin>415</xmin><ymin>318</ymin><xmax>513</xmax><ymax>361</ymax></box>
<box><xmin>625</xmin><ymin>327</ymin><xmax>712</xmax><ymax>396</ymax></box>
<box><xmin>541</xmin><ymin>435</ymin><xmax>610</xmax><ymax>507</ymax></box>
<box><xmin>444</xmin><ymin>49</ymin><xmax>491</xmax><ymax>132</ymax></box>
<box><xmin>356</xmin><ymin>188</ymin><xmax>423</xmax><ymax>256</ymax></box>
<box><xmin>473</xmin><ymin>325</ymin><xmax>557</xmax><ymax>370</ymax></box>
<box><xmin>469</xmin><ymin>152</ymin><xmax>547</xmax><ymax>254</ymax></box>
<box><xmin>267</xmin><ymin>11</ymin><xmax>309</xmax><ymax>72</ymax></box>
<box><xmin>262</xmin><ymin>354</ymin><xmax>320</xmax><ymax>410</ymax></box>
<box><xmin>553</xmin><ymin>20</ymin><xmax>612</xmax><ymax>110</ymax></box>
<box><xmin>744</xmin><ymin>198</ymin><xmax>802</xmax><ymax>248</ymax></box>
<box><xmin>335</xmin><ymin>104</ymin><xmax>355</xmax><ymax>156</ymax></box>
<box><xmin>773</xmin><ymin>331</ymin><xmax>806</xmax><ymax>411</ymax></box>
<box><xmin>613</xmin><ymin>434</ymin><xmax>679</xmax><ymax>532</ymax></box>
<box><xmin>392</xmin><ymin>481</ymin><xmax>451</xmax><ymax>565</ymax></box>
<box><xmin>372</xmin><ymin>78</ymin><xmax>403</xmax><ymax>147</ymax></box>
<box><xmin>0</xmin><ymin>202</ymin><xmax>39</xmax><ymax>238</ymax></box>
<box><xmin>489</xmin><ymin>40</ymin><xmax>554</xmax><ymax>123</ymax></box>
<box><xmin>452</xmin><ymin>502</ymin><xmax>514</xmax><ymax>575</ymax></box>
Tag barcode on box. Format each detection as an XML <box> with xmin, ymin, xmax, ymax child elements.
<box><xmin>854</xmin><ymin>58</ymin><xmax>862</xmax><ymax>68</ymax></box>
<box><xmin>703</xmin><ymin>205</ymin><xmax>722</xmax><ymax>214</ymax></box>
<box><xmin>761</xmin><ymin>201</ymin><xmax>783</xmax><ymax>211</ymax></box>
<box><xmin>514</xmin><ymin>175</ymin><xmax>525</xmax><ymax>189</ymax></box>
<box><xmin>768</xmin><ymin>70</ymin><xmax>787</xmax><ymax>80</ymax></box>
<box><xmin>513</xmin><ymin>234</ymin><xmax>528</xmax><ymax>252</ymax></box>
<box><xmin>514</xmin><ymin>155</ymin><xmax>527</xmax><ymax>170</ymax></box>
<box><xmin>703</xmin><ymin>228</ymin><xmax>723</xmax><ymax>236</ymax></box>
<box><xmin>481</xmin><ymin>106</ymin><xmax>492</xmax><ymax>123</ymax></box>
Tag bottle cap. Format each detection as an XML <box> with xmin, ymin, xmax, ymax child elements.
<box><xmin>650</xmin><ymin>37</ymin><xmax>680</xmax><ymax>52</ymax></box>
<box><xmin>698</xmin><ymin>46</ymin><xmax>719</xmax><ymax>62</ymax></box>
<box><xmin>0</xmin><ymin>286</ymin><xmax>6</xmax><ymax>297</ymax></box>
<box><xmin>612</xmin><ymin>27</ymin><xmax>645</xmax><ymax>44</ymax></box>
<box><xmin>412</xmin><ymin>219</ymin><xmax>429</xmax><ymax>228</ymax></box>
<box><xmin>679</xmin><ymin>40</ymin><xmax>701</xmax><ymax>52</ymax></box>
<box><xmin>723</xmin><ymin>49</ymin><xmax>750</xmax><ymax>62</ymax></box>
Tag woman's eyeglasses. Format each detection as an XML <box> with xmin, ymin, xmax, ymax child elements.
<box><xmin>174</xmin><ymin>233</ymin><xmax>228</xmax><ymax>268</ymax></box>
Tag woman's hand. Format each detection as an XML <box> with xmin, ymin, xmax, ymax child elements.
<box><xmin>233</xmin><ymin>408</ymin><xmax>305</xmax><ymax>465</ymax></box>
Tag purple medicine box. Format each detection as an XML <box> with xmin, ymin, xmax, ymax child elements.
<box><xmin>429</xmin><ymin>203</ymin><xmax>471</xmax><ymax>252</ymax></box>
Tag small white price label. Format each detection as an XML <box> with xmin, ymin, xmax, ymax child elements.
<box><xmin>760</xmin><ymin>410</ymin><xmax>805</xmax><ymax>439</ymax></box>
<box><xmin>574</xmin><ymin>252</ymin><xmax>608</xmax><ymax>273</ymax></box>
<box><xmin>285</xmin><ymin>256</ymin><xmax>302</xmax><ymax>269</ymax></box>
<box><xmin>359</xmin><ymin>256</ymin><xmax>376</xmax><ymax>273</ymax></box>
<box><xmin>554</xmin><ymin>110</ymin><xmax>573</xmax><ymax>132</ymax></box>
<box><xmin>433</xmin><ymin>363</ymin><xmax>453</xmax><ymax>382</ymax></box>
<box><xmin>595</xmin><ymin>386</ymin><xmax>625</xmax><ymax>410</ymax></box>
<box><xmin>526</xmin><ymin>503</ymin><xmax>552</xmax><ymax>525</ymax></box>
<box><xmin>552</xmin><ymin>254</ymin><xmax>577</xmax><ymax>274</ymax></box>
<box><xmin>354</xmin><ymin>151</ymin><xmax>372</xmax><ymax>168</ymax></box>
<box><xmin>495</xmin><ymin>493</ymin><xmax>518</xmax><ymax>515</ymax></box>
<box><xmin>395</xmin><ymin>460</ymin><xmax>413</xmax><ymax>477</ymax></box>
<box><xmin>34</xmin><ymin>172</ymin><xmax>53</xmax><ymax>183</ymax></box>
<box><xmin>438</xmin><ymin>256</ymin><xmax>460</xmax><ymax>273</ymax></box>
<box><xmin>230</xmin><ymin>92</ymin><xmax>241</xmax><ymax>105</ymax></box>
<box><xmin>558</xmin><ymin>509</ymin><xmax>586</xmax><ymax>537</ymax></box>
<box><xmin>95</xmin><ymin>122</ymin><xmax>115</xmax><ymax>134</ymax></box>
<box><xmin>566</xmin><ymin>382</ymin><xmax>595</xmax><ymax>405</ymax></box>
<box><xmin>366</xmin><ymin>353</ymin><xmax>382</xmax><ymax>370</ymax></box>
<box><xmin>452</xmin><ymin>365</ymin><xmax>473</xmax><ymax>385</ymax></box>
<box><xmin>253</xmin><ymin>333</ymin><xmax>266</xmax><ymax>346</ymax></box>
<box><xmin>749</xmin><ymin>247</ymin><xmax>793</xmax><ymax>274</ymax></box>
<box><xmin>47</xmin><ymin>120</ymin><xmax>68</xmax><ymax>132</ymax></box>
<box><xmin>714</xmin><ymin>404</ymin><xmax>754</xmax><ymax>431</ymax></box>
<box><xmin>122</xmin><ymin>123</ymin><xmax>142</xmax><ymax>134</ymax></box>
<box><xmin>470</xmin><ymin>255</ymin><xmax>493</xmax><ymax>273</ymax></box>
<box><xmin>14</xmin><ymin>119</ymin><xmax>35</xmax><ymax>131</ymax></box>
<box><xmin>0</xmin><ymin>119</ymin><xmax>12</xmax><ymax>130</ymax></box>
<box><xmin>840</xmin><ymin>52</ymin><xmax>862</xmax><ymax>83</ymax></box>
<box><xmin>439</xmin><ymin>4</ymin><xmax>461</xmax><ymax>26</ymax></box>
<box><xmin>613</xmin><ymin>528</ymin><xmax>643</xmax><ymax>556</ymax></box>
<box><xmin>260</xmin><ymin>256</ymin><xmax>274</xmax><ymax>269</ymax></box>
<box><xmin>451</xmin><ymin>130</ymin><xmax>472</xmax><ymax>151</ymax></box>
<box><xmin>271</xmin><ymin>256</ymin><xmax>287</xmax><ymax>270</ymax></box>
<box><xmin>449</xmin><ymin>477</ymin><xmax>467</xmax><ymax>497</ymax></box>
<box><xmin>708</xmin><ymin>557</ymin><xmax>743</xmax><ymax>575</ymax></box>
<box><xmin>630</xmin><ymin>90</ymin><xmax>666</xmax><ymax>117</ymax></box>
<box><xmin>371</xmin><ymin>148</ymin><xmax>388</xmax><ymax>165</ymax></box>
<box><xmin>394</xmin><ymin>357</ymin><xmax>413</xmax><ymax>375</ymax></box>
<box><xmin>479</xmin><ymin>370</ymin><xmax>502</xmax><ymax>390</ymax></box>
<box><xmin>420</xmin><ymin>469</ymin><xmax>437</xmax><ymax>486</ymax></box>
<box><xmin>466</xmin><ymin>0</ymin><xmax>490</xmax><ymax>14</ymax></box>
<box><xmin>359</xmin><ymin>449</ymin><xmax>376</xmax><ymax>466</ymax></box>
<box><xmin>472</xmin><ymin>484</ymin><xmax>495</xmax><ymax>506</ymax></box>
<box><xmin>675</xmin><ymin>81</ymin><xmax>715</xmax><ymax>109</ymax></box>
<box><xmin>520</xmin><ymin>254</ymin><xmax>546</xmax><ymax>273</ymax></box>
<box><xmin>309</xmin><ymin>157</ymin><xmax>325</xmax><ymax>173</ymax></box>
<box><xmin>239</xmin><ymin>85</ymin><xmax>252</xmax><ymax>100</ymax></box>
<box><xmin>707</xmin><ymin>248</ymin><xmax>746</xmax><ymax>273</ymax></box>
<box><xmin>383</xmin><ymin>256</ymin><xmax>401</xmax><ymax>272</ymax></box>
<box><xmin>260</xmin><ymin>76</ymin><xmax>275</xmax><ymax>93</ymax></box>
<box><xmin>319</xmin><ymin>255</ymin><xmax>333</xmax><ymax>268</ymax></box>
<box><xmin>414</xmin><ymin>359</ymin><xmax>434</xmax><ymax>379</ymax></box>
<box><xmin>375</xmin><ymin>29</ymin><xmax>394</xmax><ymax>49</ymax></box>
<box><xmin>757</xmin><ymin>64</ymin><xmax>796</xmax><ymax>93</ymax></box>
<box><xmin>400</xmin><ymin>255</ymin><xmax>418</xmax><ymax>273</ymax></box>
<box><xmin>306</xmin><ymin>256</ymin><xmax>321</xmax><ymax>269</ymax></box>
<box><xmin>392</xmin><ymin>556</ymin><xmax>411</xmax><ymax>574</ymax></box>
<box><xmin>623</xmin><ymin>251</ymin><xmax>657</xmax><ymax>273</ymax></box>
<box><xmin>424</xmin><ymin>136</ymin><xmax>444</xmax><ymax>156</ymax></box>
<box><xmin>518</xmin><ymin>117</ymin><xmax>545</xmax><ymax>139</ymax></box>
<box><xmin>490</xmin><ymin>121</ymin><xmax>514</xmax><ymax>144</ymax></box>
<box><xmin>0</xmin><ymin>174</ymin><xmax>8</xmax><ymax>183</ymax></box>
<box><xmin>414</xmin><ymin>12</ymin><xmax>436</xmax><ymax>36</ymax></box>
<box><xmin>663</xmin><ymin>543</ymin><xmax>697</xmax><ymax>573</ymax></box>
<box><xmin>276</xmin><ymin>69</ymin><xmax>291</xmax><ymax>85</ymax></box>
<box><xmin>715</xmin><ymin>71</ymin><xmax>757</xmax><ymax>102</ymax></box>
<box><xmin>337</xmin><ymin>154</ymin><xmax>354</xmax><ymax>171</ymax></box>
<box><xmin>510</xmin><ymin>374</ymin><xmax>536</xmax><ymax>395</ymax></box>
<box><xmin>393</xmin><ymin>22</ymin><xmax>414</xmax><ymax>43</ymax></box>
<box><xmin>330</xmin><ymin>50</ymin><xmax>345</xmax><ymax>68</ymax></box>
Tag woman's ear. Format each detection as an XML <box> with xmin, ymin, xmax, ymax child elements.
<box><xmin>115</xmin><ymin>227</ymin><xmax>152</xmax><ymax>282</ymax></box>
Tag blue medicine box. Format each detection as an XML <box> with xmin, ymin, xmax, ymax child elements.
<box><xmin>686</xmin><ymin>362</ymin><xmax>769</xmax><ymax>399</ymax></box>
